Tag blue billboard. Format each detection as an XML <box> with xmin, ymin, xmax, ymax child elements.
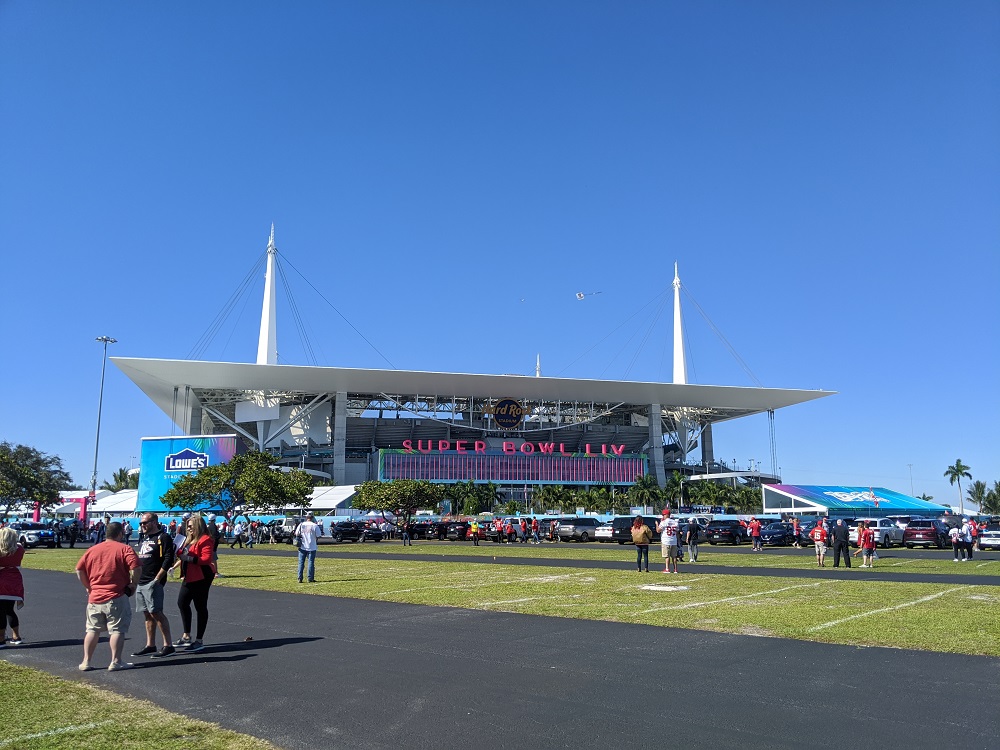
<box><xmin>137</xmin><ymin>435</ymin><xmax>239</xmax><ymax>513</ymax></box>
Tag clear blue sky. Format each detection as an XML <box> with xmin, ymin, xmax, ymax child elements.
<box><xmin>2</xmin><ymin>2</ymin><xmax>997</xmax><ymax>506</ymax></box>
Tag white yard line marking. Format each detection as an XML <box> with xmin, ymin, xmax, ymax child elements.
<box><xmin>640</xmin><ymin>582</ymin><xmax>822</xmax><ymax>613</ymax></box>
<box><xmin>377</xmin><ymin>571</ymin><xmax>588</xmax><ymax>596</ymax></box>
<box><xmin>480</xmin><ymin>594</ymin><xmax>583</xmax><ymax>606</ymax></box>
<box><xmin>0</xmin><ymin>722</ymin><xmax>114</xmax><ymax>748</ymax></box>
<box><xmin>975</xmin><ymin>561</ymin><xmax>996</xmax><ymax>569</ymax></box>
<box><xmin>808</xmin><ymin>586</ymin><xmax>969</xmax><ymax>631</ymax></box>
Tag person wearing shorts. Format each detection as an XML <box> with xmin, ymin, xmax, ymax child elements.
<box><xmin>75</xmin><ymin>522</ymin><xmax>140</xmax><ymax>671</ymax></box>
<box><xmin>809</xmin><ymin>522</ymin><xmax>828</xmax><ymax>567</ymax></box>
<box><xmin>656</xmin><ymin>508</ymin><xmax>680</xmax><ymax>573</ymax></box>
<box><xmin>131</xmin><ymin>512</ymin><xmax>176</xmax><ymax>659</ymax></box>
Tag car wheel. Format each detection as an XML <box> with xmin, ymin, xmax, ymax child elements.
<box><xmin>709</xmin><ymin>541</ymin><xmax>716</xmax><ymax>545</ymax></box>
<box><xmin>580</xmin><ymin>532</ymin><xmax>589</xmax><ymax>542</ymax></box>
<box><xmin>905</xmin><ymin>543</ymin><xmax>913</xmax><ymax>549</ymax></box>
<box><xmin>882</xmin><ymin>537</ymin><xmax>891</xmax><ymax>549</ymax></box>
<box><xmin>333</xmin><ymin>532</ymin><xmax>343</xmax><ymax>543</ymax></box>
<box><xmin>618</xmin><ymin>541</ymin><xmax>626</xmax><ymax>545</ymax></box>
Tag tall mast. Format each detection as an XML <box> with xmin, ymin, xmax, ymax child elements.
<box><xmin>256</xmin><ymin>224</ymin><xmax>278</xmax><ymax>365</ymax></box>
<box><xmin>535</xmin><ymin>354</ymin><xmax>541</xmax><ymax>378</ymax></box>
<box><xmin>672</xmin><ymin>262</ymin><xmax>687</xmax><ymax>384</ymax></box>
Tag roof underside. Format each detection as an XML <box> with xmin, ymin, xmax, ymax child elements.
<box><xmin>113</xmin><ymin>357</ymin><xmax>832</xmax><ymax>427</ymax></box>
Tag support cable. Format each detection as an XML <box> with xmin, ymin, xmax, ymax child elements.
<box><xmin>187</xmin><ymin>252</ymin><xmax>267</xmax><ymax>360</ymax></box>
<box><xmin>682</xmin><ymin>286</ymin><xmax>763</xmax><ymax>387</ymax></box>
<box><xmin>276</xmin><ymin>261</ymin><xmax>318</xmax><ymax>366</ymax></box>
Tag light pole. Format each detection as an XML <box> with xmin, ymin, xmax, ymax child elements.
<box><xmin>86</xmin><ymin>336</ymin><xmax>117</xmax><ymax>523</ymax></box>
<box><xmin>907</xmin><ymin>464</ymin><xmax>914</xmax><ymax>496</ymax></box>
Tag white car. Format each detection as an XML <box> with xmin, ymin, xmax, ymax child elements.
<box><xmin>849</xmin><ymin>518</ymin><xmax>905</xmax><ymax>548</ymax></box>
<box><xmin>594</xmin><ymin>523</ymin><xmax>614</xmax><ymax>543</ymax></box>
<box><xmin>978</xmin><ymin>527</ymin><xmax>1000</xmax><ymax>550</ymax></box>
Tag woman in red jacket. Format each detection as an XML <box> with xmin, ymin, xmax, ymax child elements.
<box><xmin>0</xmin><ymin>527</ymin><xmax>25</xmax><ymax>647</ymax></box>
<box><xmin>173</xmin><ymin>515</ymin><xmax>217</xmax><ymax>653</ymax></box>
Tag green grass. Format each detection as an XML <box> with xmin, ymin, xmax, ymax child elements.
<box><xmin>0</xmin><ymin>661</ymin><xmax>279</xmax><ymax>749</ymax></box>
<box><xmin>21</xmin><ymin>547</ymin><xmax>1000</xmax><ymax>657</ymax></box>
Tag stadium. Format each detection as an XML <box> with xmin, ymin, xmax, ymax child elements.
<box><xmin>113</xmin><ymin>229</ymin><xmax>833</xmax><ymax>506</ymax></box>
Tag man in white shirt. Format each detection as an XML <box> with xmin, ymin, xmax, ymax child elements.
<box><xmin>656</xmin><ymin>508</ymin><xmax>680</xmax><ymax>574</ymax></box>
<box><xmin>295</xmin><ymin>513</ymin><xmax>323</xmax><ymax>583</ymax></box>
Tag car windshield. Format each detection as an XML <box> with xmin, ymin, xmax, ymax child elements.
<box><xmin>707</xmin><ymin>521</ymin><xmax>732</xmax><ymax>529</ymax></box>
<box><xmin>764</xmin><ymin>523</ymin><xmax>785</xmax><ymax>531</ymax></box>
<box><xmin>908</xmin><ymin>521</ymin><xmax>934</xmax><ymax>528</ymax></box>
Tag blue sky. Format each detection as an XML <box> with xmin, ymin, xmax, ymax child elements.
<box><xmin>2</xmin><ymin>2</ymin><xmax>997</xmax><ymax>506</ymax></box>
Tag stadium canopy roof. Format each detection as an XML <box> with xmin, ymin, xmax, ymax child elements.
<box><xmin>112</xmin><ymin>357</ymin><xmax>833</xmax><ymax>426</ymax></box>
<box><xmin>763</xmin><ymin>485</ymin><xmax>951</xmax><ymax>515</ymax></box>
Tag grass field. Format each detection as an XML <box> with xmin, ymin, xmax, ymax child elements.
<box><xmin>0</xmin><ymin>661</ymin><xmax>278</xmax><ymax>750</ymax></box>
<box><xmin>21</xmin><ymin>546</ymin><xmax>1000</xmax><ymax>656</ymax></box>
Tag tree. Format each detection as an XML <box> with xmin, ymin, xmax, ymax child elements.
<box><xmin>0</xmin><ymin>442</ymin><xmax>73</xmax><ymax>521</ymax></box>
<box><xmin>161</xmin><ymin>451</ymin><xmax>313</xmax><ymax>517</ymax></box>
<box><xmin>917</xmin><ymin>493</ymin><xmax>934</xmax><ymax>502</ymax></box>
<box><xmin>354</xmin><ymin>480</ymin><xmax>443</xmax><ymax>542</ymax></box>
<box><xmin>982</xmin><ymin>481</ymin><xmax>1000</xmax><ymax>516</ymax></box>
<box><xmin>628</xmin><ymin>475</ymin><xmax>663</xmax><ymax>511</ymax></box>
<box><xmin>944</xmin><ymin>459</ymin><xmax>973</xmax><ymax>515</ymax></box>
<box><xmin>100</xmin><ymin>467</ymin><xmax>139</xmax><ymax>492</ymax></box>
<box><xmin>664</xmin><ymin>471</ymin><xmax>684</xmax><ymax>506</ymax></box>
<box><xmin>966</xmin><ymin>480</ymin><xmax>988</xmax><ymax>514</ymax></box>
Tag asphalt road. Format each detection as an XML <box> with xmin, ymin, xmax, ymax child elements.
<box><xmin>3</xmin><ymin>568</ymin><xmax>999</xmax><ymax>750</ymax></box>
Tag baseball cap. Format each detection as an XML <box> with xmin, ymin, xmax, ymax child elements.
<box><xmin>208</xmin><ymin>514</ymin><xmax>216</xmax><ymax>521</ymax></box>
<box><xmin>182</xmin><ymin>512</ymin><xmax>192</xmax><ymax>520</ymax></box>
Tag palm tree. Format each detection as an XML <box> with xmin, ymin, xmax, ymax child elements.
<box><xmin>944</xmin><ymin>460</ymin><xmax>972</xmax><ymax>515</ymax></box>
<box><xmin>966</xmin><ymin>480</ymin><xmax>988</xmax><ymax>515</ymax></box>
<box><xmin>983</xmin><ymin>481</ymin><xmax>1000</xmax><ymax>516</ymax></box>
<box><xmin>917</xmin><ymin>493</ymin><xmax>934</xmax><ymax>502</ymax></box>
<box><xmin>100</xmin><ymin>467</ymin><xmax>138</xmax><ymax>492</ymax></box>
<box><xmin>628</xmin><ymin>475</ymin><xmax>663</xmax><ymax>512</ymax></box>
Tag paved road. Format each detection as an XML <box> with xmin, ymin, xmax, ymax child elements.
<box><xmin>3</xmin><ymin>569</ymin><xmax>999</xmax><ymax>749</ymax></box>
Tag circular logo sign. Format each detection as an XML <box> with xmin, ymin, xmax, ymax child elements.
<box><xmin>491</xmin><ymin>398</ymin><xmax>525</xmax><ymax>430</ymax></box>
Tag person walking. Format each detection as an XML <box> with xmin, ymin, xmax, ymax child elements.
<box><xmin>173</xmin><ymin>515</ymin><xmax>216</xmax><ymax>653</ymax></box>
<box><xmin>130</xmin><ymin>513</ymin><xmax>176</xmax><ymax>659</ymax></box>
<box><xmin>961</xmin><ymin>518</ymin><xmax>974</xmax><ymax>561</ymax></box>
<box><xmin>831</xmin><ymin>519</ymin><xmax>851</xmax><ymax>568</ymax></box>
<box><xmin>295</xmin><ymin>512</ymin><xmax>322</xmax><ymax>583</ymax></box>
<box><xmin>949</xmin><ymin>524</ymin><xmax>966</xmax><ymax>562</ymax></box>
<box><xmin>229</xmin><ymin>520</ymin><xmax>245</xmax><ymax>549</ymax></box>
<box><xmin>858</xmin><ymin>521</ymin><xmax>877</xmax><ymax>568</ymax></box>
<box><xmin>75</xmin><ymin>522</ymin><xmax>141</xmax><ymax>671</ymax></box>
<box><xmin>631</xmin><ymin>515</ymin><xmax>653</xmax><ymax>572</ymax></box>
<box><xmin>791</xmin><ymin>517</ymin><xmax>801</xmax><ymax>548</ymax></box>
<box><xmin>531</xmin><ymin>517</ymin><xmax>540</xmax><ymax>544</ymax></box>
<box><xmin>685</xmin><ymin>517</ymin><xmax>701</xmax><ymax>563</ymax></box>
<box><xmin>656</xmin><ymin>508</ymin><xmax>680</xmax><ymax>573</ymax></box>
<box><xmin>748</xmin><ymin>517</ymin><xmax>763</xmax><ymax>552</ymax></box>
<box><xmin>809</xmin><ymin>521</ymin><xmax>828</xmax><ymax>567</ymax></box>
<box><xmin>67</xmin><ymin>519</ymin><xmax>79</xmax><ymax>549</ymax></box>
<box><xmin>0</xmin><ymin>527</ymin><xmax>26</xmax><ymax>647</ymax></box>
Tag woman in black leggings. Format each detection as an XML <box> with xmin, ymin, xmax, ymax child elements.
<box><xmin>174</xmin><ymin>515</ymin><xmax>216</xmax><ymax>653</ymax></box>
<box><xmin>0</xmin><ymin>527</ymin><xmax>25</xmax><ymax>646</ymax></box>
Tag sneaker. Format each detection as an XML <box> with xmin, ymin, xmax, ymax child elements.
<box><xmin>185</xmin><ymin>641</ymin><xmax>204</xmax><ymax>653</ymax></box>
<box><xmin>131</xmin><ymin>645</ymin><xmax>158</xmax><ymax>657</ymax></box>
<box><xmin>108</xmin><ymin>661</ymin><xmax>134</xmax><ymax>671</ymax></box>
<box><xmin>150</xmin><ymin>646</ymin><xmax>175</xmax><ymax>659</ymax></box>
<box><xmin>172</xmin><ymin>636</ymin><xmax>192</xmax><ymax>648</ymax></box>
<box><xmin>78</xmin><ymin>662</ymin><xmax>94</xmax><ymax>672</ymax></box>
<box><xmin>8</xmin><ymin>639</ymin><xmax>21</xmax><ymax>646</ymax></box>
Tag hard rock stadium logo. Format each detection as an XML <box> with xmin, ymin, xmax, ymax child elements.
<box><xmin>484</xmin><ymin>398</ymin><xmax>525</xmax><ymax>430</ymax></box>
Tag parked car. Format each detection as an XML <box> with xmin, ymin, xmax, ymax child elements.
<box><xmin>706</xmin><ymin>520</ymin><xmax>748</xmax><ymax>545</ymax></box>
<box><xmin>10</xmin><ymin>522</ymin><xmax>57</xmax><ymax>549</ymax></box>
<box><xmin>903</xmin><ymin>519</ymin><xmax>951</xmax><ymax>548</ymax></box>
<box><xmin>445</xmin><ymin>522</ymin><xmax>470</xmax><ymax>541</ymax></box>
<box><xmin>760</xmin><ymin>522</ymin><xmax>797</xmax><ymax>547</ymax></box>
<box><xmin>555</xmin><ymin>517</ymin><xmax>603</xmax><ymax>542</ymax></box>
<box><xmin>848</xmin><ymin>518</ymin><xmax>904</xmax><ymax>548</ymax></box>
<box><xmin>885</xmin><ymin>515</ymin><xmax>923</xmax><ymax>531</ymax></box>
<box><xmin>610</xmin><ymin>516</ymin><xmax>656</xmax><ymax>544</ymax></box>
<box><xmin>594</xmin><ymin>522</ymin><xmax>614</xmax><ymax>542</ymax></box>
<box><xmin>978</xmin><ymin>525</ymin><xmax>1000</xmax><ymax>550</ymax></box>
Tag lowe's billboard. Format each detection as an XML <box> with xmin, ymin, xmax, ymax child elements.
<box><xmin>137</xmin><ymin>435</ymin><xmax>239</xmax><ymax>513</ymax></box>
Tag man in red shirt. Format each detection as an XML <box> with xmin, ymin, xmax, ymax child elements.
<box><xmin>809</xmin><ymin>521</ymin><xmax>828</xmax><ymax>567</ymax></box>
<box><xmin>75</xmin><ymin>522</ymin><xmax>141</xmax><ymax>671</ymax></box>
<box><xmin>748</xmin><ymin>517</ymin><xmax>763</xmax><ymax>552</ymax></box>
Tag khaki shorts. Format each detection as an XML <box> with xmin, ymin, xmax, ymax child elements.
<box><xmin>86</xmin><ymin>595</ymin><xmax>132</xmax><ymax>634</ymax></box>
<box><xmin>814</xmin><ymin>542</ymin><xmax>827</xmax><ymax>555</ymax></box>
<box><xmin>662</xmin><ymin>544</ymin><xmax>679</xmax><ymax>559</ymax></box>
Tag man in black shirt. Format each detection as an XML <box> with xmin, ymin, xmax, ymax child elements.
<box><xmin>831</xmin><ymin>518</ymin><xmax>852</xmax><ymax>568</ymax></box>
<box><xmin>131</xmin><ymin>512</ymin><xmax>177</xmax><ymax>658</ymax></box>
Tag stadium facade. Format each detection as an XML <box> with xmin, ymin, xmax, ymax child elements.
<box><xmin>113</xmin><ymin>230</ymin><xmax>833</xmax><ymax>503</ymax></box>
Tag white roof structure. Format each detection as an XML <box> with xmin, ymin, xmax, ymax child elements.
<box><xmin>307</xmin><ymin>485</ymin><xmax>358</xmax><ymax>510</ymax></box>
<box><xmin>87</xmin><ymin>490</ymin><xmax>138</xmax><ymax>516</ymax></box>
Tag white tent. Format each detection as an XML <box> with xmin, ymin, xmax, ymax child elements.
<box><xmin>87</xmin><ymin>490</ymin><xmax>139</xmax><ymax>518</ymax></box>
<box><xmin>302</xmin><ymin>485</ymin><xmax>358</xmax><ymax>511</ymax></box>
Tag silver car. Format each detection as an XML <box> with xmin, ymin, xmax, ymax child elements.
<box><xmin>849</xmin><ymin>518</ymin><xmax>904</xmax><ymax>548</ymax></box>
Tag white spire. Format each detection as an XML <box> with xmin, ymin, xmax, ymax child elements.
<box><xmin>256</xmin><ymin>225</ymin><xmax>278</xmax><ymax>365</ymax></box>
<box><xmin>672</xmin><ymin>262</ymin><xmax>687</xmax><ymax>384</ymax></box>
<box><xmin>536</xmin><ymin>354</ymin><xmax>541</xmax><ymax>378</ymax></box>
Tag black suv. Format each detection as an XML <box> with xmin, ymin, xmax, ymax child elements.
<box><xmin>706</xmin><ymin>520</ymin><xmax>749</xmax><ymax>545</ymax></box>
<box><xmin>610</xmin><ymin>516</ymin><xmax>658</xmax><ymax>544</ymax></box>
